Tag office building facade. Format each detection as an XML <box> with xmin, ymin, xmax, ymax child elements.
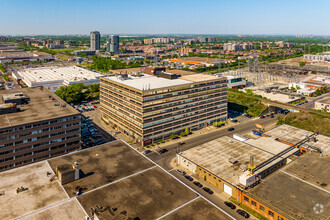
<box><xmin>100</xmin><ymin>73</ymin><xmax>227</xmax><ymax>146</ymax></box>
<box><xmin>110</xmin><ymin>35</ymin><xmax>119</xmax><ymax>54</ymax></box>
<box><xmin>90</xmin><ymin>31</ymin><xmax>100</xmax><ymax>51</ymax></box>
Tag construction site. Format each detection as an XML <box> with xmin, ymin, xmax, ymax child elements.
<box><xmin>176</xmin><ymin>124</ymin><xmax>329</xmax><ymax>220</ymax></box>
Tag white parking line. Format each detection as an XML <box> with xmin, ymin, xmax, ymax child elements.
<box><xmin>156</xmin><ymin>196</ymin><xmax>200</xmax><ymax>219</ymax></box>
<box><xmin>15</xmin><ymin>165</ymin><xmax>157</xmax><ymax>220</ymax></box>
<box><xmin>121</xmin><ymin>139</ymin><xmax>236</xmax><ymax>220</ymax></box>
<box><xmin>280</xmin><ymin>170</ymin><xmax>330</xmax><ymax>194</ymax></box>
<box><xmin>153</xmin><ymin>150</ymin><xmax>161</xmax><ymax>155</ymax></box>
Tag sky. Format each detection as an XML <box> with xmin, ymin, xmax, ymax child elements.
<box><xmin>0</xmin><ymin>0</ymin><xmax>329</xmax><ymax>36</ymax></box>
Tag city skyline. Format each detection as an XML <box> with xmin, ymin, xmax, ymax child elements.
<box><xmin>0</xmin><ymin>0</ymin><xmax>329</xmax><ymax>36</ymax></box>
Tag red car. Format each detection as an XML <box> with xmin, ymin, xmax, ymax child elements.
<box><xmin>260</xmin><ymin>115</ymin><xmax>265</xmax><ymax>119</ymax></box>
<box><xmin>93</xmin><ymin>105</ymin><xmax>97</xmax><ymax>108</ymax></box>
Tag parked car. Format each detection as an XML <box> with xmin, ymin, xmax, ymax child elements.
<box><xmin>144</xmin><ymin>150</ymin><xmax>152</xmax><ymax>155</ymax></box>
<box><xmin>270</xmin><ymin>115</ymin><xmax>274</xmax><ymax>118</ymax></box>
<box><xmin>260</xmin><ymin>115</ymin><xmax>265</xmax><ymax>119</ymax></box>
<box><xmin>202</xmin><ymin>187</ymin><xmax>213</xmax><ymax>194</ymax></box>
<box><xmin>228</xmin><ymin>127</ymin><xmax>235</xmax><ymax>131</ymax></box>
<box><xmin>159</xmin><ymin>148</ymin><xmax>168</xmax><ymax>154</ymax></box>
<box><xmin>224</xmin><ymin>201</ymin><xmax>236</xmax><ymax>209</ymax></box>
<box><xmin>237</xmin><ymin>209</ymin><xmax>250</xmax><ymax>218</ymax></box>
<box><xmin>193</xmin><ymin>181</ymin><xmax>203</xmax><ymax>188</ymax></box>
<box><xmin>230</xmin><ymin>119</ymin><xmax>238</xmax><ymax>122</ymax></box>
<box><xmin>176</xmin><ymin>169</ymin><xmax>186</xmax><ymax>175</ymax></box>
<box><xmin>185</xmin><ymin>175</ymin><xmax>193</xmax><ymax>181</ymax></box>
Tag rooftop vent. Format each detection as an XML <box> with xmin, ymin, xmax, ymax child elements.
<box><xmin>228</xmin><ymin>157</ymin><xmax>238</xmax><ymax>164</ymax></box>
<box><xmin>54</xmin><ymin>103</ymin><xmax>59</xmax><ymax>106</ymax></box>
<box><xmin>61</xmin><ymin>104</ymin><xmax>66</xmax><ymax>107</ymax></box>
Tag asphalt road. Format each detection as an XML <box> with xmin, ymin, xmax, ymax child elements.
<box><xmin>301</xmin><ymin>93</ymin><xmax>330</xmax><ymax>109</ymax></box>
<box><xmin>147</xmin><ymin>116</ymin><xmax>276</xmax><ymax>168</ymax></box>
<box><xmin>145</xmin><ymin>116</ymin><xmax>276</xmax><ymax>220</ymax></box>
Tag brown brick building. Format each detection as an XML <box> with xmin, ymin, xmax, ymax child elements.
<box><xmin>0</xmin><ymin>87</ymin><xmax>81</xmax><ymax>172</ymax></box>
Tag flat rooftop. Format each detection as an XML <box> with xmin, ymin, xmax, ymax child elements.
<box><xmin>180</xmin><ymin>136</ymin><xmax>293</xmax><ymax>185</ymax></box>
<box><xmin>0</xmin><ymin>161</ymin><xmax>70</xmax><ymax>220</ymax></box>
<box><xmin>48</xmin><ymin>140</ymin><xmax>154</xmax><ymax>197</ymax></box>
<box><xmin>18</xmin><ymin>66</ymin><xmax>103</xmax><ymax>83</ymax></box>
<box><xmin>78</xmin><ymin>167</ymin><xmax>198</xmax><ymax>219</ymax></box>
<box><xmin>180</xmin><ymin>73</ymin><xmax>220</xmax><ymax>82</ymax></box>
<box><xmin>264</xmin><ymin>124</ymin><xmax>330</xmax><ymax>155</ymax></box>
<box><xmin>316</xmin><ymin>97</ymin><xmax>330</xmax><ymax>104</ymax></box>
<box><xmin>104</xmin><ymin>73</ymin><xmax>223</xmax><ymax>91</ymax></box>
<box><xmin>247</xmin><ymin>153</ymin><xmax>330</xmax><ymax>220</ymax></box>
<box><xmin>104</xmin><ymin>74</ymin><xmax>191</xmax><ymax>90</ymax></box>
<box><xmin>1</xmin><ymin>140</ymin><xmax>233</xmax><ymax>220</ymax></box>
<box><xmin>162</xmin><ymin>197</ymin><xmax>232</xmax><ymax>220</ymax></box>
<box><xmin>0</xmin><ymin>87</ymin><xmax>78</xmax><ymax>129</ymax></box>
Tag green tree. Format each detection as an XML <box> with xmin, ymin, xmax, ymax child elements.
<box><xmin>184</xmin><ymin>127</ymin><xmax>190</xmax><ymax>135</ymax></box>
<box><xmin>55</xmin><ymin>83</ymin><xmax>86</xmax><ymax>103</ymax></box>
<box><xmin>299</xmin><ymin>61</ymin><xmax>306</xmax><ymax>67</ymax></box>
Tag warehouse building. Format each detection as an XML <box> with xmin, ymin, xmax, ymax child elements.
<box><xmin>0</xmin><ymin>87</ymin><xmax>81</xmax><ymax>172</ymax></box>
<box><xmin>177</xmin><ymin>124</ymin><xmax>329</xmax><ymax>220</ymax></box>
<box><xmin>315</xmin><ymin>97</ymin><xmax>330</xmax><ymax>112</ymax></box>
<box><xmin>100</xmin><ymin>72</ymin><xmax>227</xmax><ymax>146</ymax></box>
<box><xmin>16</xmin><ymin>66</ymin><xmax>103</xmax><ymax>91</ymax></box>
<box><xmin>225</xmin><ymin>75</ymin><xmax>247</xmax><ymax>89</ymax></box>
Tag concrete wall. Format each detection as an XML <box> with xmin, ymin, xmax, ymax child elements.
<box><xmin>176</xmin><ymin>154</ymin><xmax>197</xmax><ymax>173</ymax></box>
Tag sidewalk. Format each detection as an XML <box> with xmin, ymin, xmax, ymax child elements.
<box><xmin>144</xmin><ymin>121</ymin><xmax>236</xmax><ymax>151</ymax></box>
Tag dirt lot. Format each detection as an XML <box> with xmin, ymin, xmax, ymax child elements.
<box><xmin>48</xmin><ymin>140</ymin><xmax>154</xmax><ymax>197</ymax></box>
<box><xmin>276</xmin><ymin>57</ymin><xmax>330</xmax><ymax>69</ymax></box>
<box><xmin>77</xmin><ymin>167</ymin><xmax>198</xmax><ymax>219</ymax></box>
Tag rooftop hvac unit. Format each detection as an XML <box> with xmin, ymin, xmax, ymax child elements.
<box><xmin>54</xmin><ymin>103</ymin><xmax>59</xmax><ymax>106</ymax></box>
<box><xmin>61</xmin><ymin>104</ymin><xmax>66</xmax><ymax>107</ymax></box>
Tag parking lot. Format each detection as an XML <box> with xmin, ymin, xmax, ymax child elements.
<box><xmin>71</xmin><ymin>100</ymin><xmax>115</xmax><ymax>149</ymax></box>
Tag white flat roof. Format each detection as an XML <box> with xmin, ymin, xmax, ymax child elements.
<box><xmin>105</xmin><ymin>74</ymin><xmax>192</xmax><ymax>90</ymax></box>
<box><xmin>18</xmin><ymin>66</ymin><xmax>103</xmax><ymax>83</ymax></box>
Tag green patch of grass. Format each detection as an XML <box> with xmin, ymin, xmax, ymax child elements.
<box><xmin>230</xmin><ymin>198</ymin><xmax>268</xmax><ymax>220</ymax></box>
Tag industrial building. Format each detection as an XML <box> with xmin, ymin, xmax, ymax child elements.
<box><xmin>0</xmin><ymin>87</ymin><xmax>81</xmax><ymax>172</ymax></box>
<box><xmin>225</xmin><ymin>75</ymin><xmax>247</xmax><ymax>89</ymax></box>
<box><xmin>315</xmin><ymin>97</ymin><xmax>330</xmax><ymax>112</ymax></box>
<box><xmin>90</xmin><ymin>31</ymin><xmax>100</xmax><ymax>51</ymax></box>
<box><xmin>100</xmin><ymin>73</ymin><xmax>227</xmax><ymax>146</ymax></box>
<box><xmin>0</xmin><ymin>140</ymin><xmax>234</xmax><ymax>220</ymax></box>
<box><xmin>304</xmin><ymin>54</ymin><xmax>330</xmax><ymax>62</ymax></box>
<box><xmin>0</xmin><ymin>51</ymin><xmax>54</xmax><ymax>64</ymax></box>
<box><xmin>15</xmin><ymin>66</ymin><xmax>103</xmax><ymax>91</ymax></box>
<box><xmin>177</xmin><ymin>124</ymin><xmax>329</xmax><ymax>220</ymax></box>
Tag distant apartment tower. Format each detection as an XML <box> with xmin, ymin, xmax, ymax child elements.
<box><xmin>110</xmin><ymin>35</ymin><xmax>120</xmax><ymax>54</ymax></box>
<box><xmin>242</xmin><ymin>44</ymin><xmax>252</xmax><ymax>50</ymax></box>
<box><xmin>223</xmin><ymin>43</ymin><xmax>242</xmax><ymax>51</ymax></box>
<box><xmin>90</xmin><ymin>31</ymin><xmax>100</xmax><ymax>51</ymax></box>
<box><xmin>100</xmin><ymin>73</ymin><xmax>227</xmax><ymax>146</ymax></box>
<box><xmin>0</xmin><ymin>87</ymin><xmax>81</xmax><ymax>172</ymax></box>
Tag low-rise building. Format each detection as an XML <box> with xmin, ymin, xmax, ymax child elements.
<box><xmin>315</xmin><ymin>97</ymin><xmax>330</xmax><ymax>112</ymax></box>
<box><xmin>0</xmin><ymin>87</ymin><xmax>81</xmax><ymax>172</ymax></box>
<box><xmin>0</xmin><ymin>51</ymin><xmax>54</xmax><ymax>64</ymax></box>
<box><xmin>304</xmin><ymin>54</ymin><xmax>330</xmax><ymax>62</ymax></box>
<box><xmin>16</xmin><ymin>66</ymin><xmax>103</xmax><ymax>91</ymax></box>
<box><xmin>177</xmin><ymin>124</ymin><xmax>330</xmax><ymax>220</ymax></box>
<box><xmin>225</xmin><ymin>75</ymin><xmax>246</xmax><ymax>89</ymax></box>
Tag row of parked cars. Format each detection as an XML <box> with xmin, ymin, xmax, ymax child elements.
<box><xmin>224</xmin><ymin>201</ymin><xmax>250</xmax><ymax>218</ymax></box>
<box><xmin>176</xmin><ymin>169</ymin><xmax>214</xmax><ymax>194</ymax></box>
<box><xmin>81</xmin><ymin>116</ymin><xmax>104</xmax><ymax>148</ymax></box>
<box><xmin>73</xmin><ymin>101</ymin><xmax>99</xmax><ymax>113</ymax></box>
<box><xmin>294</xmin><ymin>100</ymin><xmax>308</xmax><ymax>106</ymax></box>
<box><xmin>177</xmin><ymin>168</ymin><xmax>250</xmax><ymax>218</ymax></box>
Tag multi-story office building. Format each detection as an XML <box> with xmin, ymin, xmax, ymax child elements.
<box><xmin>100</xmin><ymin>73</ymin><xmax>227</xmax><ymax>146</ymax></box>
<box><xmin>90</xmin><ymin>31</ymin><xmax>100</xmax><ymax>51</ymax></box>
<box><xmin>0</xmin><ymin>87</ymin><xmax>81</xmax><ymax>172</ymax></box>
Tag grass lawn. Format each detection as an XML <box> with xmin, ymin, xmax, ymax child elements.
<box><xmin>277</xmin><ymin>112</ymin><xmax>330</xmax><ymax>134</ymax></box>
<box><xmin>230</xmin><ymin>198</ymin><xmax>268</xmax><ymax>220</ymax></box>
